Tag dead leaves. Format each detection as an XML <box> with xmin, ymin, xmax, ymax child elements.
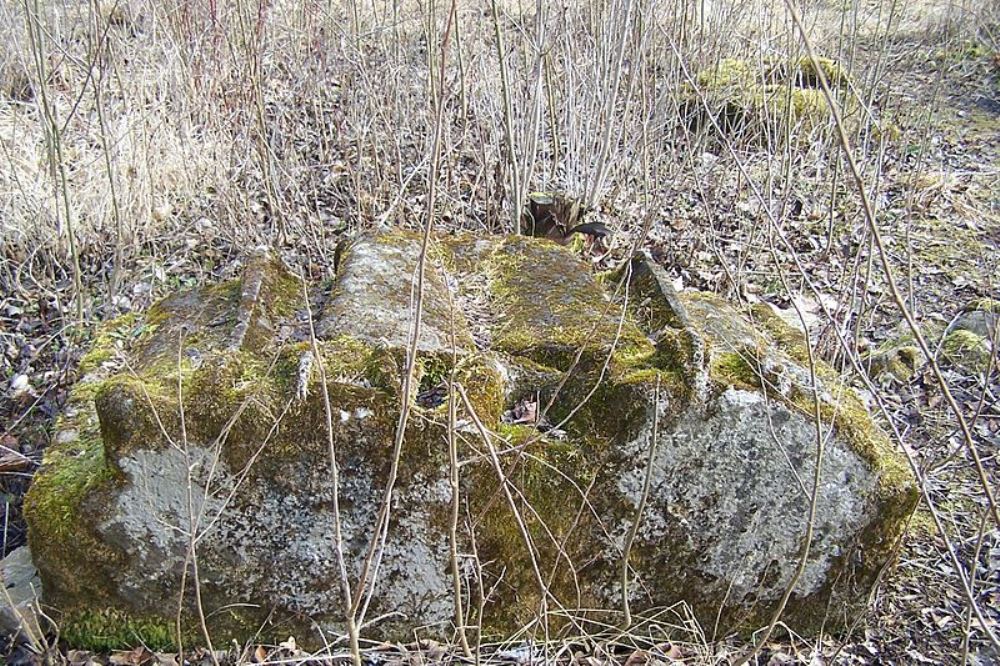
<box><xmin>501</xmin><ymin>395</ymin><xmax>565</xmax><ymax>438</ymax></box>
<box><xmin>63</xmin><ymin>647</ymin><xmax>175</xmax><ymax>666</ymax></box>
<box><xmin>108</xmin><ymin>647</ymin><xmax>155</xmax><ymax>666</ymax></box>
<box><xmin>620</xmin><ymin>643</ymin><xmax>686</xmax><ymax>665</ymax></box>
<box><xmin>0</xmin><ymin>434</ymin><xmax>35</xmax><ymax>473</ymax></box>
<box><xmin>504</xmin><ymin>396</ymin><xmax>539</xmax><ymax>426</ymax></box>
<box><xmin>566</xmin><ymin>642</ymin><xmax>688</xmax><ymax>666</ymax></box>
<box><xmin>251</xmin><ymin>645</ymin><xmax>267</xmax><ymax>663</ymax></box>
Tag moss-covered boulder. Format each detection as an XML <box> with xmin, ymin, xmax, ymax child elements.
<box><xmin>683</xmin><ymin>56</ymin><xmax>891</xmax><ymax>142</ymax></box>
<box><xmin>865</xmin><ymin>328</ymin><xmax>925</xmax><ymax>384</ymax></box>
<box><xmin>865</xmin><ymin>299</ymin><xmax>997</xmax><ymax>382</ymax></box>
<box><xmin>23</xmin><ymin>235</ymin><xmax>916</xmax><ymax>650</ymax></box>
<box><xmin>941</xmin><ymin>299</ymin><xmax>998</xmax><ymax>375</ymax></box>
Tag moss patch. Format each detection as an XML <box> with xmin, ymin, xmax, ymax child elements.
<box><xmin>59</xmin><ymin>610</ymin><xmax>184</xmax><ymax>653</ymax></box>
<box><xmin>77</xmin><ymin>313</ymin><xmax>146</xmax><ymax>375</ymax></box>
<box><xmin>746</xmin><ymin>304</ymin><xmax>916</xmax><ymax>499</ymax></box>
<box><xmin>486</xmin><ymin>236</ymin><xmax>653</xmax><ymax>371</ymax></box>
<box><xmin>24</xmin><ymin>423</ymin><xmax>115</xmax><ymax>574</ymax></box>
<box><xmin>911</xmin><ymin>216</ymin><xmax>991</xmax><ymax>285</ymax></box>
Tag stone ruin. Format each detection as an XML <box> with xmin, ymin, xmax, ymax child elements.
<box><xmin>6</xmin><ymin>231</ymin><xmax>917</xmax><ymax>649</ymax></box>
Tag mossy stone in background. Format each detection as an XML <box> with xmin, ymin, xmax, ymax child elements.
<box><xmin>684</xmin><ymin>55</ymin><xmax>894</xmax><ymax>141</ymax></box>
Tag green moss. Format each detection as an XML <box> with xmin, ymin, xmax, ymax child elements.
<box><xmin>129</xmin><ymin>251</ymin><xmax>305</xmax><ymax>368</ymax></box>
<box><xmin>78</xmin><ymin>348</ymin><xmax>115</xmax><ymax>375</ymax></box>
<box><xmin>749</xmin><ymin>304</ymin><xmax>809</xmax><ymax>363</ymax></box>
<box><xmin>907</xmin><ymin>509</ymin><xmax>937</xmax><ymax>538</ymax></box>
<box><xmin>617</xmin><ymin>367</ymin><xmax>665</xmax><ymax>386</ymax></box>
<box><xmin>237</xmin><ymin>255</ymin><xmax>306</xmax><ymax>351</ymax></box>
<box><xmin>863</xmin><ymin>323</ymin><xmax>939</xmax><ymax>383</ymax></box>
<box><xmin>911</xmin><ymin>215</ymin><xmax>989</xmax><ymax>283</ymax></box>
<box><xmin>419</xmin><ymin>354</ymin><xmax>451</xmax><ymax>391</ymax></box>
<box><xmin>648</xmin><ymin>327</ymin><xmax>699</xmax><ymax>380</ymax></box>
<box><xmin>746</xmin><ymin>305</ymin><xmax>916</xmax><ymax>504</ymax></box>
<box><xmin>24</xmin><ymin>396</ymin><xmax>125</xmax><ymax>611</ymax></box>
<box><xmin>186</xmin><ymin>357</ymin><xmax>278</xmax><ymax>436</ymax></box>
<box><xmin>133</xmin><ymin>281</ymin><xmax>239</xmax><ymax>366</ymax></box>
<box><xmin>549</xmin><ymin>366</ymin><xmax>665</xmax><ymax>444</ymax></box>
<box><xmin>30</xmin><ymin>231</ymin><xmax>922</xmax><ymax>645</ymax></box>
<box><xmin>57</xmin><ymin>604</ymin><xmax>283</xmax><ymax>654</ymax></box>
<box><xmin>785</xmin><ymin>87</ymin><xmax>827</xmax><ymax>123</ymax></box>
<box><xmin>618</xmin><ymin>281</ymin><xmax>685</xmax><ymax>335</ymax></box>
<box><xmin>710</xmin><ymin>350</ymin><xmax>762</xmax><ymax>389</ymax></box>
<box><xmin>486</xmin><ymin>237</ymin><xmax>652</xmax><ymax>371</ymax></box>
<box><xmin>60</xmin><ymin>609</ymin><xmax>185</xmax><ymax>652</ymax></box>
<box><xmin>466</xmin><ymin>424</ymin><xmax>605</xmax><ymax>630</ymax></box>
<box><xmin>452</xmin><ymin>355</ymin><xmax>505</xmax><ymax>428</ymax></box>
<box><xmin>25</xmin><ymin>422</ymin><xmax>115</xmax><ymax>541</ymax></box>
<box><xmin>784</xmin><ymin>56</ymin><xmax>850</xmax><ymax>88</ymax></box>
<box><xmin>684</xmin><ymin>294</ymin><xmax>918</xmax><ymax>573</ymax></box>
<box><xmin>872</xmin><ymin>121</ymin><xmax>901</xmax><ymax>142</ymax></box>
<box><xmin>932</xmin><ymin>40</ymin><xmax>993</xmax><ymax>62</ymax></box>
<box><xmin>867</xmin><ymin>344</ymin><xmax>921</xmax><ymax>382</ymax></box>
<box><xmin>93</xmin><ymin>375</ymin><xmax>177</xmax><ymax>459</ymax></box>
<box><xmin>695</xmin><ymin>58</ymin><xmax>756</xmax><ymax>89</ymax></box>
<box><xmin>823</xmin><ymin>392</ymin><xmax>913</xmax><ymax>503</ymax></box>
<box><xmin>967</xmin><ymin>298</ymin><xmax>1000</xmax><ymax>313</ymax></box>
<box><xmin>314</xmin><ymin>335</ymin><xmax>400</xmax><ymax>391</ymax></box>
<box><xmin>26</xmin><ymin>311</ymin><xmax>186</xmax><ymax>613</ymax></box>
<box><xmin>78</xmin><ymin>313</ymin><xmax>147</xmax><ymax>375</ymax></box>
<box><xmin>263</xmin><ymin>259</ymin><xmax>307</xmax><ymax>318</ymax></box>
<box><xmin>328</xmin><ymin>232</ymin><xmax>476</xmax><ymax>352</ymax></box>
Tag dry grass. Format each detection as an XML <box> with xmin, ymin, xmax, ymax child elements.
<box><xmin>0</xmin><ymin>0</ymin><xmax>972</xmax><ymax>256</ymax></box>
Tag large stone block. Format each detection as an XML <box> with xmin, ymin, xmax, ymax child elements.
<box><xmin>22</xmin><ymin>233</ymin><xmax>916</xmax><ymax>649</ymax></box>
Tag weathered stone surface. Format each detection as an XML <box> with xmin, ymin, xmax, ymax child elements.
<box><xmin>0</xmin><ymin>546</ymin><xmax>44</xmax><ymax>644</ymax></box>
<box><xmin>24</xmin><ymin>233</ymin><xmax>917</xmax><ymax>649</ymax></box>
<box><xmin>319</xmin><ymin>232</ymin><xmax>475</xmax><ymax>353</ymax></box>
<box><xmin>953</xmin><ymin>298</ymin><xmax>999</xmax><ymax>341</ymax></box>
